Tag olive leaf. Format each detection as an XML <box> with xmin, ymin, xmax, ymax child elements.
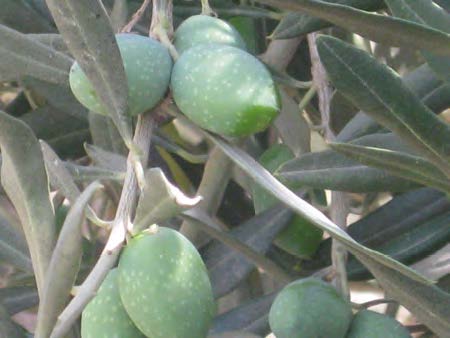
<box><xmin>35</xmin><ymin>181</ymin><xmax>102</xmax><ymax>338</ymax></box>
<box><xmin>0</xmin><ymin>24</ymin><xmax>72</xmax><ymax>84</ymax></box>
<box><xmin>0</xmin><ymin>213</ymin><xmax>32</xmax><ymax>273</ymax></box>
<box><xmin>272</xmin><ymin>0</ymin><xmax>385</xmax><ymax>39</ymax></box>
<box><xmin>0</xmin><ymin>0</ymin><xmax>55</xmax><ymax>33</ymax></box>
<box><xmin>204</xmin><ymin>205</ymin><xmax>293</xmax><ymax>298</ymax></box>
<box><xmin>132</xmin><ymin>168</ymin><xmax>201</xmax><ymax>234</ymax></box>
<box><xmin>84</xmin><ymin>143</ymin><xmax>127</xmax><ymax>172</ymax></box>
<box><xmin>316</xmin><ymin>36</ymin><xmax>450</xmax><ymax>172</ymax></box>
<box><xmin>45</xmin><ymin>0</ymin><xmax>133</xmax><ymax>145</ymax></box>
<box><xmin>0</xmin><ymin>110</ymin><xmax>55</xmax><ymax>297</ymax></box>
<box><xmin>0</xmin><ymin>286</ymin><xmax>39</xmax><ymax>315</ymax></box>
<box><xmin>385</xmin><ymin>0</ymin><xmax>450</xmax><ymax>85</ymax></box>
<box><xmin>211</xmin><ymin>293</ymin><xmax>275</xmax><ymax>336</ymax></box>
<box><xmin>257</xmin><ymin>0</ymin><xmax>450</xmax><ymax>55</ymax></box>
<box><xmin>329</xmin><ymin>143</ymin><xmax>450</xmax><ymax>193</ymax></box>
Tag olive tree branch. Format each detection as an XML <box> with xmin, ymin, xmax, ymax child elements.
<box><xmin>49</xmin><ymin>112</ymin><xmax>155</xmax><ymax>338</ymax></box>
<box><xmin>307</xmin><ymin>32</ymin><xmax>350</xmax><ymax>300</ymax></box>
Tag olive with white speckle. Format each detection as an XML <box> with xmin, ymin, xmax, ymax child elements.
<box><xmin>171</xmin><ymin>44</ymin><xmax>281</xmax><ymax>137</ymax></box>
<box><xmin>174</xmin><ymin>15</ymin><xmax>247</xmax><ymax>55</ymax></box>
<box><xmin>81</xmin><ymin>269</ymin><xmax>146</xmax><ymax>338</ymax></box>
<box><xmin>118</xmin><ymin>226</ymin><xmax>215</xmax><ymax>338</ymax></box>
<box><xmin>269</xmin><ymin>278</ymin><xmax>353</xmax><ymax>338</ymax></box>
<box><xmin>69</xmin><ymin>33</ymin><xmax>172</xmax><ymax>116</ymax></box>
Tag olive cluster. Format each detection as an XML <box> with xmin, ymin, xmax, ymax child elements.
<box><xmin>70</xmin><ymin>15</ymin><xmax>281</xmax><ymax>138</ymax></box>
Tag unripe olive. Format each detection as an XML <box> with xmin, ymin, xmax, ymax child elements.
<box><xmin>346</xmin><ymin>310</ymin><xmax>411</xmax><ymax>338</ymax></box>
<box><xmin>69</xmin><ymin>34</ymin><xmax>172</xmax><ymax>116</ymax></box>
<box><xmin>174</xmin><ymin>15</ymin><xmax>246</xmax><ymax>55</ymax></box>
<box><xmin>81</xmin><ymin>269</ymin><xmax>145</xmax><ymax>338</ymax></box>
<box><xmin>118</xmin><ymin>226</ymin><xmax>215</xmax><ymax>338</ymax></box>
<box><xmin>269</xmin><ymin>278</ymin><xmax>353</xmax><ymax>338</ymax></box>
<box><xmin>171</xmin><ymin>44</ymin><xmax>280</xmax><ymax>137</ymax></box>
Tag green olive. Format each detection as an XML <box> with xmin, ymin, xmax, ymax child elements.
<box><xmin>171</xmin><ymin>44</ymin><xmax>280</xmax><ymax>137</ymax></box>
<box><xmin>346</xmin><ymin>310</ymin><xmax>411</xmax><ymax>338</ymax></box>
<box><xmin>269</xmin><ymin>278</ymin><xmax>353</xmax><ymax>338</ymax></box>
<box><xmin>118</xmin><ymin>226</ymin><xmax>215</xmax><ymax>338</ymax></box>
<box><xmin>69</xmin><ymin>33</ymin><xmax>172</xmax><ymax>116</ymax></box>
<box><xmin>81</xmin><ymin>269</ymin><xmax>145</xmax><ymax>338</ymax></box>
<box><xmin>174</xmin><ymin>15</ymin><xmax>246</xmax><ymax>55</ymax></box>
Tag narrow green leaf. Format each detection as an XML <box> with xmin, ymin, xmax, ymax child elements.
<box><xmin>0</xmin><ymin>0</ymin><xmax>55</xmax><ymax>33</ymax></box>
<box><xmin>355</xmin><ymin>254</ymin><xmax>450</xmax><ymax>337</ymax></box>
<box><xmin>88</xmin><ymin>112</ymin><xmax>128</xmax><ymax>156</ymax></box>
<box><xmin>0</xmin><ymin>111</ymin><xmax>55</xmax><ymax>297</ymax></box>
<box><xmin>278</xmin><ymin>142</ymin><xmax>419</xmax><ymax>193</ymax></box>
<box><xmin>207</xmin><ymin>133</ymin><xmax>431</xmax><ymax>281</ymax></box>
<box><xmin>346</xmin><ymin>210</ymin><xmax>450</xmax><ymax>280</ymax></box>
<box><xmin>209</xmin><ymin>332</ymin><xmax>263</xmax><ymax>338</ymax></box>
<box><xmin>0</xmin><ymin>286</ymin><xmax>39</xmax><ymax>315</ymax></box>
<box><xmin>204</xmin><ymin>205</ymin><xmax>293</xmax><ymax>298</ymax></box>
<box><xmin>337</xmin><ymin>63</ymin><xmax>450</xmax><ymax>142</ymax></box>
<box><xmin>0</xmin><ymin>305</ymin><xmax>23</xmax><ymax>338</ymax></box>
<box><xmin>22</xmin><ymin>77</ymin><xmax>88</xmax><ymax>121</ymax></box>
<box><xmin>329</xmin><ymin>142</ymin><xmax>450</xmax><ymax>193</ymax></box>
<box><xmin>257</xmin><ymin>0</ymin><xmax>450</xmax><ymax>55</ymax></box>
<box><xmin>45</xmin><ymin>0</ymin><xmax>133</xmax><ymax>145</ymax></box>
<box><xmin>272</xmin><ymin>0</ymin><xmax>385</xmax><ymax>39</ymax></box>
<box><xmin>133</xmin><ymin>168</ymin><xmax>201</xmax><ymax>234</ymax></box>
<box><xmin>0</xmin><ymin>24</ymin><xmax>72</xmax><ymax>83</ymax></box>
<box><xmin>384</xmin><ymin>0</ymin><xmax>450</xmax><ymax>85</ymax></box>
<box><xmin>274</xmin><ymin>91</ymin><xmax>311</xmax><ymax>156</ymax></box>
<box><xmin>211</xmin><ymin>293</ymin><xmax>275</xmax><ymax>335</ymax></box>
<box><xmin>84</xmin><ymin>144</ymin><xmax>127</xmax><ymax>172</ymax></box>
<box><xmin>35</xmin><ymin>181</ymin><xmax>102</xmax><ymax>338</ymax></box>
<box><xmin>208</xmin><ymin>134</ymin><xmax>449</xmax><ymax>334</ymax></box>
<box><xmin>316</xmin><ymin>36</ymin><xmax>450</xmax><ymax>172</ymax></box>
<box><xmin>0</xmin><ymin>214</ymin><xmax>32</xmax><ymax>273</ymax></box>
<box><xmin>27</xmin><ymin>33</ymin><xmax>70</xmax><ymax>55</ymax></box>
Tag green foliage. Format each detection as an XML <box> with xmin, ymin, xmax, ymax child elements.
<box><xmin>70</xmin><ymin>34</ymin><xmax>172</xmax><ymax>116</ymax></box>
<box><xmin>118</xmin><ymin>227</ymin><xmax>215</xmax><ymax>338</ymax></box>
<box><xmin>1</xmin><ymin>0</ymin><xmax>450</xmax><ymax>337</ymax></box>
<box><xmin>268</xmin><ymin>278</ymin><xmax>353</xmax><ymax>338</ymax></box>
<box><xmin>171</xmin><ymin>44</ymin><xmax>280</xmax><ymax>136</ymax></box>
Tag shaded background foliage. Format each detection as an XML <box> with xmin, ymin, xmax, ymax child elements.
<box><xmin>0</xmin><ymin>0</ymin><xmax>449</xmax><ymax>337</ymax></box>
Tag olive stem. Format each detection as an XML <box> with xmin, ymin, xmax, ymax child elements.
<box><xmin>121</xmin><ymin>0</ymin><xmax>150</xmax><ymax>33</ymax></box>
<box><xmin>307</xmin><ymin>32</ymin><xmax>350</xmax><ymax>300</ymax></box>
<box><xmin>49</xmin><ymin>113</ymin><xmax>154</xmax><ymax>338</ymax></box>
<box><xmin>201</xmin><ymin>0</ymin><xmax>217</xmax><ymax>16</ymax></box>
<box><xmin>149</xmin><ymin>0</ymin><xmax>179</xmax><ymax>60</ymax></box>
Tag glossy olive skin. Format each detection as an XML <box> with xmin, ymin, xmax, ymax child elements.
<box><xmin>69</xmin><ymin>34</ymin><xmax>172</xmax><ymax>116</ymax></box>
<box><xmin>346</xmin><ymin>310</ymin><xmax>411</xmax><ymax>338</ymax></box>
<box><xmin>171</xmin><ymin>44</ymin><xmax>280</xmax><ymax>137</ymax></box>
<box><xmin>118</xmin><ymin>226</ymin><xmax>215</xmax><ymax>338</ymax></box>
<box><xmin>81</xmin><ymin>269</ymin><xmax>145</xmax><ymax>338</ymax></box>
<box><xmin>174</xmin><ymin>15</ymin><xmax>247</xmax><ymax>55</ymax></box>
<box><xmin>269</xmin><ymin>278</ymin><xmax>353</xmax><ymax>338</ymax></box>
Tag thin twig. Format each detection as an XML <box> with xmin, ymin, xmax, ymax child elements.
<box><xmin>352</xmin><ymin>298</ymin><xmax>397</xmax><ymax>310</ymax></box>
<box><xmin>121</xmin><ymin>0</ymin><xmax>151</xmax><ymax>33</ymax></box>
<box><xmin>49</xmin><ymin>113</ymin><xmax>155</xmax><ymax>338</ymax></box>
<box><xmin>307</xmin><ymin>32</ymin><xmax>350</xmax><ymax>299</ymax></box>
